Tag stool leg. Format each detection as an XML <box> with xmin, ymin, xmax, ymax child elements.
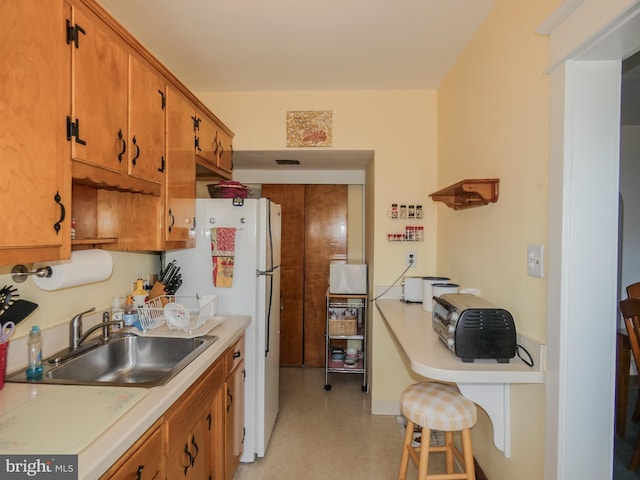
<box><xmin>445</xmin><ymin>431</ymin><xmax>454</xmax><ymax>473</ymax></box>
<box><xmin>461</xmin><ymin>428</ymin><xmax>476</xmax><ymax>480</ymax></box>
<box><xmin>398</xmin><ymin>420</ymin><xmax>414</xmax><ymax>480</ymax></box>
<box><xmin>417</xmin><ymin>426</ymin><xmax>431</xmax><ymax>480</ymax></box>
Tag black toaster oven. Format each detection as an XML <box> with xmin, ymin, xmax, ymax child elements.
<box><xmin>432</xmin><ymin>293</ymin><xmax>516</xmax><ymax>363</ymax></box>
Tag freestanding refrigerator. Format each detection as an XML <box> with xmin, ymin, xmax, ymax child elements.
<box><xmin>166</xmin><ymin>197</ymin><xmax>281</xmax><ymax>462</ymax></box>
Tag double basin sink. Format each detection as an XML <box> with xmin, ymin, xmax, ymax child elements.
<box><xmin>6</xmin><ymin>333</ymin><xmax>218</xmax><ymax>387</ymax></box>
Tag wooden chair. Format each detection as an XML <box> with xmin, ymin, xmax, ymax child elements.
<box><xmin>627</xmin><ymin>283</ymin><xmax>640</xmax><ymax>423</ymax></box>
<box><xmin>619</xmin><ymin>297</ymin><xmax>640</xmax><ymax>470</ymax></box>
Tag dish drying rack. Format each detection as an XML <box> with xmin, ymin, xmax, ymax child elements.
<box><xmin>138</xmin><ymin>296</ymin><xmax>214</xmax><ymax>333</ymax></box>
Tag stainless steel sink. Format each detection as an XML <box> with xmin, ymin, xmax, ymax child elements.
<box><xmin>6</xmin><ymin>334</ymin><xmax>218</xmax><ymax>387</ymax></box>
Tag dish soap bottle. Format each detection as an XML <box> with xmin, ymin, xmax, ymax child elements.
<box><xmin>123</xmin><ymin>295</ymin><xmax>139</xmax><ymax>328</ymax></box>
<box><xmin>26</xmin><ymin>326</ymin><xmax>43</xmax><ymax>379</ymax></box>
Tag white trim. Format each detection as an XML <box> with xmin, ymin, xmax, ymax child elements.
<box><xmin>543</xmin><ymin>2</ymin><xmax>634</xmax><ymax>476</ymax></box>
<box><xmin>536</xmin><ymin>0</ymin><xmax>584</xmax><ymax>35</ymax></box>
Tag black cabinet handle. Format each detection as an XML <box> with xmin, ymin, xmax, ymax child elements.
<box><xmin>191</xmin><ymin>436</ymin><xmax>199</xmax><ymax>466</ymax></box>
<box><xmin>131</xmin><ymin>136</ymin><xmax>140</xmax><ymax>166</ymax></box>
<box><xmin>168</xmin><ymin>208</ymin><xmax>175</xmax><ymax>233</ymax></box>
<box><xmin>117</xmin><ymin>129</ymin><xmax>126</xmax><ymax>163</ymax></box>
<box><xmin>53</xmin><ymin>191</ymin><xmax>65</xmax><ymax>235</ymax></box>
<box><xmin>183</xmin><ymin>443</ymin><xmax>192</xmax><ymax>476</ymax></box>
<box><xmin>233</xmin><ymin>350</ymin><xmax>241</xmax><ymax>359</ymax></box>
<box><xmin>135</xmin><ymin>465</ymin><xmax>144</xmax><ymax>480</ymax></box>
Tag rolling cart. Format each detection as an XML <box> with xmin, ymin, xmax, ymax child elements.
<box><xmin>324</xmin><ymin>290</ymin><xmax>367</xmax><ymax>391</ymax></box>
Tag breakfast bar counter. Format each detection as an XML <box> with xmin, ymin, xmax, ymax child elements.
<box><xmin>376</xmin><ymin>299</ymin><xmax>545</xmax><ymax>457</ymax></box>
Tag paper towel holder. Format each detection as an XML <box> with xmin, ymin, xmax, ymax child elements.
<box><xmin>11</xmin><ymin>264</ymin><xmax>53</xmax><ymax>283</ymax></box>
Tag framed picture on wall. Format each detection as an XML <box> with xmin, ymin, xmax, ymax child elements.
<box><xmin>286</xmin><ymin>111</ymin><xmax>332</xmax><ymax>147</ymax></box>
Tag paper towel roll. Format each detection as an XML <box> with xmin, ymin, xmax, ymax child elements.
<box><xmin>33</xmin><ymin>249</ymin><xmax>113</xmax><ymax>291</ymax></box>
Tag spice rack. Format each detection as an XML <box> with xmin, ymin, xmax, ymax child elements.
<box><xmin>429</xmin><ymin>178</ymin><xmax>499</xmax><ymax>210</ymax></box>
<box><xmin>387</xmin><ymin>202</ymin><xmax>425</xmax><ymax>242</ymax></box>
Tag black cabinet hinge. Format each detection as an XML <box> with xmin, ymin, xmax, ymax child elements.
<box><xmin>66</xmin><ymin>20</ymin><xmax>86</xmax><ymax>48</ymax></box>
<box><xmin>66</xmin><ymin>117</ymin><xmax>86</xmax><ymax>145</ymax></box>
<box><xmin>194</xmin><ymin>136</ymin><xmax>201</xmax><ymax>152</ymax></box>
<box><xmin>191</xmin><ymin>115</ymin><xmax>201</xmax><ymax>131</ymax></box>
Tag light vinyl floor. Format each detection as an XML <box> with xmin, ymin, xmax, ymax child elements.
<box><xmin>234</xmin><ymin>367</ymin><xmax>436</xmax><ymax>480</ymax></box>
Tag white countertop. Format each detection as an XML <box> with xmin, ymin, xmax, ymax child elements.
<box><xmin>376</xmin><ymin>299</ymin><xmax>545</xmax><ymax>384</ymax></box>
<box><xmin>0</xmin><ymin>315</ymin><xmax>250</xmax><ymax>479</ymax></box>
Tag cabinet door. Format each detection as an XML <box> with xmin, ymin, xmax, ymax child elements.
<box><xmin>225</xmin><ymin>360</ymin><xmax>245</xmax><ymax>480</ymax></box>
<box><xmin>0</xmin><ymin>0</ymin><xmax>71</xmax><ymax>266</ymax></box>
<box><xmin>70</xmin><ymin>4</ymin><xmax>128</xmax><ymax>173</ymax></box>
<box><xmin>217</xmin><ymin>130</ymin><xmax>234</xmax><ymax>174</ymax></box>
<box><xmin>165</xmin><ymin>87</ymin><xmax>196</xmax><ymax>245</ymax></box>
<box><xmin>195</xmin><ymin>111</ymin><xmax>219</xmax><ymax>168</ymax></box>
<box><xmin>128</xmin><ymin>56</ymin><xmax>165</xmax><ymax>185</ymax></box>
<box><xmin>104</xmin><ymin>424</ymin><xmax>164</xmax><ymax>480</ymax></box>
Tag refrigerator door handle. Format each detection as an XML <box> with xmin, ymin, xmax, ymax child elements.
<box><xmin>256</xmin><ymin>265</ymin><xmax>281</xmax><ymax>277</ymax></box>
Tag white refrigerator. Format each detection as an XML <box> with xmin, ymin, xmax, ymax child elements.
<box><xmin>166</xmin><ymin>197</ymin><xmax>281</xmax><ymax>462</ymax></box>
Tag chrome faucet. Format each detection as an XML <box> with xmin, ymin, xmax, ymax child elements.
<box><xmin>69</xmin><ymin>307</ymin><xmax>124</xmax><ymax>350</ymax></box>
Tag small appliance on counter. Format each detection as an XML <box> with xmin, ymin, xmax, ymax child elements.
<box><xmin>432</xmin><ymin>293</ymin><xmax>516</xmax><ymax>363</ymax></box>
<box><xmin>402</xmin><ymin>276</ymin><xmax>424</xmax><ymax>303</ymax></box>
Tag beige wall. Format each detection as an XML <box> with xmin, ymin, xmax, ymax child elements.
<box><xmin>437</xmin><ymin>0</ymin><xmax>561</xmax><ymax>478</ymax></box>
<box><xmin>0</xmin><ymin>252</ymin><xmax>160</xmax><ymax>338</ymax></box>
<box><xmin>197</xmin><ymin>90</ymin><xmax>439</xmax><ymax>411</ymax></box>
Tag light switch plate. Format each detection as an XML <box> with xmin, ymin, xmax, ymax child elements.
<box><xmin>527</xmin><ymin>243</ymin><xmax>544</xmax><ymax>278</ymax></box>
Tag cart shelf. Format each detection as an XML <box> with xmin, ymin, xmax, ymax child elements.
<box><xmin>325</xmin><ymin>289</ymin><xmax>367</xmax><ymax>392</ymax></box>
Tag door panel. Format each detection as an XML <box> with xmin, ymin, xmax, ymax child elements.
<box><xmin>304</xmin><ymin>185</ymin><xmax>347</xmax><ymax>366</ymax></box>
<box><xmin>261</xmin><ymin>185</ymin><xmax>305</xmax><ymax>366</ymax></box>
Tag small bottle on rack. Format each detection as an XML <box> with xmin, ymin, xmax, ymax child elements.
<box><xmin>416</xmin><ymin>205</ymin><xmax>423</xmax><ymax>219</ymax></box>
<box><xmin>123</xmin><ymin>295</ymin><xmax>138</xmax><ymax>327</ymax></box>
<box><xmin>400</xmin><ymin>204</ymin><xmax>407</xmax><ymax>219</ymax></box>
<box><xmin>26</xmin><ymin>326</ymin><xmax>43</xmax><ymax>380</ymax></box>
<box><xmin>391</xmin><ymin>203</ymin><xmax>398</xmax><ymax>219</ymax></box>
<box><xmin>408</xmin><ymin>205</ymin><xmax>415</xmax><ymax>219</ymax></box>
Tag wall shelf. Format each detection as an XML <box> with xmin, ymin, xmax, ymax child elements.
<box><xmin>429</xmin><ymin>178</ymin><xmax>499</xmax><ymax>210</ymax></box>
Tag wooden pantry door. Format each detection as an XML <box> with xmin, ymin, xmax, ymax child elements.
<box><xmin>262</xmin><ymin>184</ymin><xmax>347</xmax><ymax>367</ymax></box>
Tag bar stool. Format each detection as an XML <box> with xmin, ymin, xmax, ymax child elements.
<box><xmin>398</xmin><ymin>382</ymin><xmax>477</xmax><ymax>480</ymax></box>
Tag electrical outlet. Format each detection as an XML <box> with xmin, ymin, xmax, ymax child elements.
<box><xmin>406</xmin><ymin>251</ymin><xmax>417</xmax><ymax>268</ymax></box>
<box><xmin>527</xmin><ymin>243</ymin><xmax>544</xmax><ymax>278</ymax></box>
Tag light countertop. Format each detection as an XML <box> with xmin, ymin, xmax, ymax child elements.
<box><xmin>375</xmin><ymin>299</ymin><xmax>545</xmax><ymax>384</ymax></box>
<box><xmin>0</xmin><ymin>315</ymin><xmax>250</xmax><ymax>479</ymax></box>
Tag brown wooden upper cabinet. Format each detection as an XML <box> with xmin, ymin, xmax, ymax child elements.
<box><xmin>164</xmin><ymin>87</ymin><xmax>196</xmax><ymax>247</ymax></box>
<box><xmin>69</xmin><ymin>1</ymin><xmax>163</xmax><ymax>194</ymax></box>
<box><xmin>0</xmin><ymin>0</ymin><xmax>72</xmax><ymax>266</ymax></box>
<box><xmin>195</xmin><ymin>110</ymin><xmax>234</xmax><ymax>176</ymax></box>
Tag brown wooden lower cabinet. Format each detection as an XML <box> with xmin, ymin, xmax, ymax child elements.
<box><xmin>101</xmin><ymin>336</ymin><xmax>243</xmax><ymax>480</ymax></box>
<box><xmin>224</xmin><ymin>336</ymin><xmax>245</xmax><ymax>480</ymax></box>
<box><xmin>100</xmin><ymin>418</ymin><xmax>165</xmax><ymax>479</ymax></box>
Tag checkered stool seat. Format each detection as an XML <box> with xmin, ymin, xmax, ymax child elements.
<box><xmin>400</xmin><ymin>382</ymin><xmax>477</xmax><ymax>432</ymax></box>
<box><xmin>398</xmin><ymin>382</ymin><xmax>477</xmax><ymax>480</ymax></box>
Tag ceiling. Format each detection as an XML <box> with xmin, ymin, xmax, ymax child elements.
<box><xmin>98</xmin><ymin>0</ymin><xmax>496</xmax><ymax>92</ymax></box>
<box><xmin>98</xmin><ymin>0</ymin><xmax>639</xmax><ymax>173</ymax></box>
